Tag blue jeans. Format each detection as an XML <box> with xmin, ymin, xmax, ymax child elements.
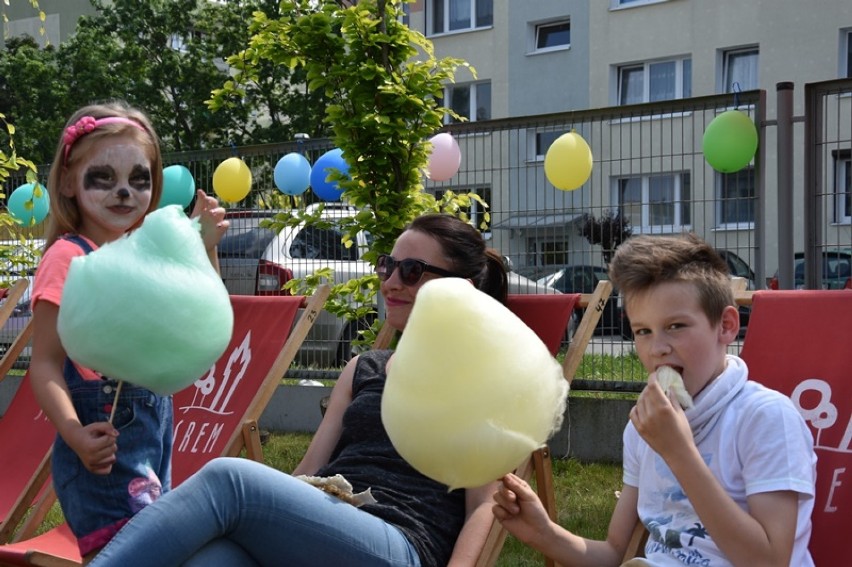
<box><xmin>89</xmin><ymin>458</ymin><xmax>422</xmax><ymax>567</ymax></box>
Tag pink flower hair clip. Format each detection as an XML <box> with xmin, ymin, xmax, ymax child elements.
<box><xmin>63</xmin><ymin>115</ymin><xmax>148</xmax><ymax>162</ymax></box>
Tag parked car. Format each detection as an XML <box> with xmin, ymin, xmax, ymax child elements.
<box><xmin>768</xmin><ymin>249</ymin><xmax>852</xmax><ymax>290</ymax></box>
<box><xmin>219</xmin><ymin>206</ymin><xmax>556</xmax><ymax>366</ymax></box>
<box><xmin>533</xmin><ymin>264</ymin><xmax>625</xmax><ymax>336</ymax></box>
<box><xmin>715</xmin><ymin>249</ymin><xmax>756</xmax><ymax>333</ymax></box>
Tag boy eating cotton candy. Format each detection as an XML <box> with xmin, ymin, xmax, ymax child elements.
<box><xmin>492</xmin><ymin>233</ymin><xmax>817</xmax><ymax>567</ymax></box>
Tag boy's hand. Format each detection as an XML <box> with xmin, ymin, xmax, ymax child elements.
<box><xmin>68</xmin><ymin>422</ymin><xmax>119</xmax><ymax>475</ymax></box>
<box><xmin>492</xmin><ymin>473</ymin><xmax>552</xmax><ymax>546</ymax></box>
<box><xmin>630</xmin><ymin>373</ymin><xmax>694</xmax><ymax>460</ymax></box>
<box><xmin>190</xmin><ymin>189</ymin><xmax>229</xmax><ymax>251</ymax></box>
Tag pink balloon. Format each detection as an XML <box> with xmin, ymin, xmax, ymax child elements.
<box><xmin>427</xmin><ymin>133</ymin><xmax>461</xmax><ymax>181</ymax></box>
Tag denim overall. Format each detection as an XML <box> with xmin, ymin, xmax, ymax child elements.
<box><xmin>51</xmin><ymin>235</ymin><xmax>173</xmax><ymax>555</ymax></box>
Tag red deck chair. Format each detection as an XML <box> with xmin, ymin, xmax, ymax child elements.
<box><xmin>738</xmin><ymin>290</ymin><xmax>851</xmax><ymax>567</ymax></box>
<box><xmin>475</xmin><ymin>280</ymin><xmax>613</xmax><ymax>567</ymax></box>
<box><xmin>0</xmin><ymin>280</ymin><xmax>54</xmax><ymax>544</ymax></box>
<box><xmin>0</xmin><ymin>286</ymin><xmax>330</xmax><ymax>567</ymax></box>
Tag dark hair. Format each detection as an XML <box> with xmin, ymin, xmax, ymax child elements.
<box><xmin>406</xmin><ymin>214</ymin><xmax>508</xmax><ymax>304</ymax></box>
<box><xmin>608</xmin><ymin>232</ymin><xmax>733</xmax><ymax>323</ymax></box>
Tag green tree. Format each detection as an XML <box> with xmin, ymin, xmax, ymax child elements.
<box><xmin>0</xmin><ymin>35</ymin><xmax>68</xmax><ymax>165</ymax></box>
<box><xmin>577</xmin><ymin>210</ymin><xmax>632</xmax><ymax>265</ymax></box>
<box><xmin>210</xmin><ymin>0</ymin><xmax>483</xmax><ymax>336</ymax></box>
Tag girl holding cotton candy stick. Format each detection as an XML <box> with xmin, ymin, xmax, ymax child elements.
<box><xmin>88</xmin><ymin>214</ymin><xmax>510</xmax><ymax>567</ymax></box>
<box><xmin>29</xmin><ymin>101</ymin><xmax>228</xmax><ymax>559</ymax></box>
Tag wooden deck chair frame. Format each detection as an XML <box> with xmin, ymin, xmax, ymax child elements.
<box><xmin>0</xmin><ymin>285</ymin><xmax>330</xmax><ymax>567</ymax></box>
<box><xmin>475</xmin><ymin>279</ymin><xmax>613</xmax><ymax>567</ymax></box>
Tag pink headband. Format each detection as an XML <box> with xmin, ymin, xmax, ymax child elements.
<box><xmin>63</xmin><ymin>116</ymin><xmax>148</xmax><ymax>162</ymax></box>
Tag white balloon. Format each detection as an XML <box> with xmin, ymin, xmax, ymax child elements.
<box><xmin>381</xmin><ymin>278</ymin><xmax>568</xmax><ymax>489</ymax></box>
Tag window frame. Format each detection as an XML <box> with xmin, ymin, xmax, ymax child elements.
<box><xmin>427</xmin><ymin>0</ymin><xmax>493</xmax><ymax>36</ymax></box>
<box><xmin>616</xmin><ymin>57</ymin><xmax>691</xmax><ymax>105</ymax></box>
<box><xmin>721</xmin><ymin>46</ymin><xmax>759</xmax><ymax>93</ymax></box>
<box><xmin>532</xmin><ymin>19</ymin><xmax>571</xmax><ymax>54</ymax></box>
<box><xmin>443</xmin><ymin>81</ymin><xmax>491</xmax><ymax>124</ymax></box>
<box><xmin>834</xmin><ymin>149</ymin><xmax>851</xmax><ymax>224</ymax></box>
<box><xmin>842</xmin><ymin>28</ymin><xmax>852</xmax><ymax>79</ymax></box>
<box><xmin>716</xmin><ymin>166</ymin><xmax>757</xmax><ymax>230</ymax></box>
<box><xmin>613</xmin><ymin>172</ymin><xmax>692</xmax><ymax>234</ymax></box>
<box><xmin>433</xmin><ymin>187</ymin><xmax>493</xmax><ymax>234</ymax></box>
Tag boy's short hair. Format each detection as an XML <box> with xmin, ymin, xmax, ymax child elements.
<box><xmin>608</xmin><ymin>233</ymin><xmax>734</xmax><ymax>324</ymax></box>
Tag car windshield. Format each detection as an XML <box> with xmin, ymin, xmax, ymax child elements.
<box><xmin>219</xmin><ymin>217</ymin><xmax>277</xmax><ymax>259</ymax></box>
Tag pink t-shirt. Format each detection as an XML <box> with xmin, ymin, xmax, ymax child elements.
<box><xmin>32</xmin><ymin>236</ymin><xmax>101</xmax><ymax>381</ymax></box>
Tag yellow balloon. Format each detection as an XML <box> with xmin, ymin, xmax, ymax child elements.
<box><xmin>381</xmin><ymin>278</ymin><xmax>568</xmax><ymax>490</ymax></box>
<box><xmin>212</xmin><ymin>157</ymin><xmax>252</xmax><ymax>202</ymax></box>
<box><xmin>544</xmin><ymin>131</ymin><xmax>593</xmax><ymax>191</ymax></box>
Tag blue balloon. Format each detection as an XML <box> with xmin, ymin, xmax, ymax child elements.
<box><xmin>310</xmin><ymin>148</ymin><xmax>349</xmax><ymax>201</ymax></box>
<box><xmin>160</xmin><ymin>165</ymin><xmax>195</xmax><ymax>209</ymax></box>
<box><xmin>274</xmin><ymin>153</ymin><xmax>311</xmax><ymax>196</ymax></box>
<box><xmin>8</xmin><ymin>182</ymin><xmax>50</xmax><ymax>226</ymax></box>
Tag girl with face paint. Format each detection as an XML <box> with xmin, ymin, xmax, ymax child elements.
<box><xmin>28</xmin><ymin>101</ymin><xmax>229</xmax><ymax>559</ymax></box>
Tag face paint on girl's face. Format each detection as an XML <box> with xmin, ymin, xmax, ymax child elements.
<box><xmin>83</xmin><ymin>164</ymin><xmax>152</xmax><ymax>193</ymax></box>
<box><xmin>66</xmin><ymin>134</ymin><xmax>155</xmax><ymax>244</ymax></box>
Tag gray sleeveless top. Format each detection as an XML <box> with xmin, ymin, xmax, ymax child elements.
<box><xmin>316</xmin><ymin>350</ymin><xmax>465</xmax><ymax>566</ymax></box>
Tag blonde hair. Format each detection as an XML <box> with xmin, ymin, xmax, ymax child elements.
<box><xmin>45</xmin><ymin>101</ymin><xmax>163</xmax><ymax>247</ymax></box>
<box><xmin>608</xmin><ymin>233</ymin><xmax>734</xmax><ymax>324</ymax></box>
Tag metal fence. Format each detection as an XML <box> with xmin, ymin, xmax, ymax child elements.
<box><xmin>4</xmin><ymin>79</ymin><xmax>851</xmax><ymax>391</ymax></box>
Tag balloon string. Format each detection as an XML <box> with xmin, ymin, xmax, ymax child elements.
<box><xmin>108</xmin><ymin>381</ymin><xmax>124</xmax><ymax>425</ymax></box>
<box><xmin>732</xmin><ymin>82</ymin><xmax>741</xmax><ymax>108</ymax></box>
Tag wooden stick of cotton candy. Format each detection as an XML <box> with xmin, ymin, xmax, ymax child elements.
<box><xmin>381</xmin><ymin>278</ymin><xmax>568</xmax><ymax>490</ymax></box>
<box><xmin>57</xmin><ymin>205</ymin><xmax>234</xmax><ymax>399</ymax></box>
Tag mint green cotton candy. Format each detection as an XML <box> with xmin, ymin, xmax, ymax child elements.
<box><xmin>57</xmin><ymin>205</ymin><xmax>233</xmax><ymax>395</ymax></box>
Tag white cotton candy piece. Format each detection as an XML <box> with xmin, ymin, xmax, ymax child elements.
<box><xmin>656</xmin><ymin>365</ymin><xmax>693</xmax><ymax>409</ymax></box>
<box><xmin>381</xmin><ymin>278</ymin><xmax>568</xmax><ymax>490</ymax></box>
<box><xmin>57</xmin><ymin>205</ymin><xmax>233</xmax><ymax>395</ymax></box>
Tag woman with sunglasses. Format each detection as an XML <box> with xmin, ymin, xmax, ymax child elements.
<box><xmin>90</xmin><ymin>213</ymin><xmax>509</xmax><ymax>567</ymax></box>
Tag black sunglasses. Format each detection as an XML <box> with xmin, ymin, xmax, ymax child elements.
<box><xmin>376</xmin><ymin>254</ymin><xmax>463</xmax><ymax>286</ymax></box>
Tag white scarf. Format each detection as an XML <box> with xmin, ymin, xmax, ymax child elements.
<box><xmin>684</xmin><ymin>355</ymin><xmax>747</xmax><ymax>444</ymax></box>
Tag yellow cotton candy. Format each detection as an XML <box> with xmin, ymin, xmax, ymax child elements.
<box><xmin>57</xmin><ymin>205</ymin><xmax>233</xmax><ymax>395</ymax></box>
<box><xmin>381</xmin><ymin>278</ymin><xmax>568</xmax><ymax>490</ymax></box>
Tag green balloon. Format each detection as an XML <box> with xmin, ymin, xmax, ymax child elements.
<box><xmin>702</xmin><ymin>110</ymin><xmax>758</xmax><ymax>173</ymax></box>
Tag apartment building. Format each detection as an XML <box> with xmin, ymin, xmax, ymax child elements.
<box><xmin>406</xmin><ymin>0</ymin><xmax>852</xmax><ymax>278</ymax></box>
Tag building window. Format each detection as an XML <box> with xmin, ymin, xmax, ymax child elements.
<box><xmin>434</xmin><ymin>187</ymin><xmax>492</xmax><ymax>232</ymax></box>
<box><xmin>835</xmin><ymin>150</ymin><xmax>851</xmax><ymax>224</ymax></box>
<box><xmin>534</xmin><ymin>20</ymin><xmax>570</xmax><ymax>52</ymax></box>
<box><xmin>722</xmin><ymin>47</ymin><xmax>759</xmax><ymax>92</ymax></box>
<box><xmin>533</xmin><ymin>130</ymin><xmax>561</xmax><ymax>160</ymax></box>
<box><xmin>428</xmin><ymin>0</ymin><xmax>493</xmax><ymax>35</ymax></box>
<box><xmin>618</xmin><ymin>58</ymin><xmax>691</xmax><ymax>105</ymax></box>
<box><xmin>843</xmin><ymin>29</ymin><xmax>852</xmax><ymax>78</ymax></box>
<box><xmin>444</xmin><ymin>81</ymin><xmax>491</xmax><ymax>123</ymax></box>
<box><xmin>401</xmin><ymin>3</ymin><xmax>410</xmax><ymax>26</ymax></box>
<box><xmin>611</xmin><ymin>0</ymin><xmax>670</xmax><ymax>9</ymax></box>
<box><xmin>717</xmin><ymin>167</ymin><xmax>755</xmax><ymax>228</ymax></box>
<box><xmin>616</xmin><ymin>173</ymin><xmax>691</xmax><ymax>232</ymax></box>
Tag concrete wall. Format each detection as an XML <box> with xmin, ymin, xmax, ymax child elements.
<box><xmin>0</xmin><ymin>378</ymin><xmax>630</xmax><ymax>464</ymax></box>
